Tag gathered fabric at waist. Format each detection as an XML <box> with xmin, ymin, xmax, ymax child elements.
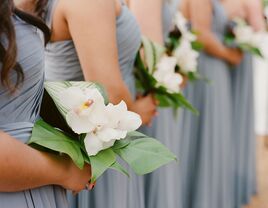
<box><xmin>0</xmin><ymin>122</ymin><xmax>34</xmax><ymax>143</ymax></box>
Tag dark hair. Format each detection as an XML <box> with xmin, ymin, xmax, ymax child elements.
<box><xmin>35</xmin><ymin>0</ymin><xmax>48</xmax><ymax>18</ymax></box>
<box><xmin>0</xmin><ymin>0</ymin><xmax>50</xmax><ymax>91</ymax></box>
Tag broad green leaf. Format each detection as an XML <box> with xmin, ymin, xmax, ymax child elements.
<box><xmin>112</xmin><ymin>131</ymin><xmax>148</xmax><ymax>151</ymax></box>
<box><xmin>113</xmin><ymin>139</ymin><xmax>131</xmax><ymax>150</ymax></box>
<box><xmin>110</xmin><ymin>161</ymin><xmax>130</xmax><ymax>177</ymax></box>
<box><xmin>29</xmin><ymin>120</ymin><xmax>84</xmax><ymax>169</ymax></box>
<box><xmin>114</xmin><ymin>138</ymin><xmax>177</xmax><ymax>175</ymax></box>
<box><xmin>89</xmin><ymin>148</ymin><xmax>116</xmax><ymax>182</ymax></box>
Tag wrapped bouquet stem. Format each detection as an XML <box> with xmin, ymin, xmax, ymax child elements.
<box><xmin>28</xmin><ymin>81</ymin><xmax>177</xmax><ymax>182</ymax></box>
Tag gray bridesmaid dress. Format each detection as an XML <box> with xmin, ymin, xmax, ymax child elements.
<box><xmin>0</xmin><ymin>15</ymin><xmax>68</xmax><ymax>208</ymax></box>
<box><xmin>231</xmin><ymin>53</ymin><xmax>257</xmax><ymax>208</ymax></box>
<box><xmin>177</xmin><ymin>1</ymin><xmax>234</xmax><ymax>208</ymax></box>
<box><xmin>142</xmin><ymin>1</ymin><xmax>183</xmax><ymax>208</ymax></box>
<box><xmin>44</xmin><ymin>0</ymin><xmax>143</xmax><ymax>208</ymax></box>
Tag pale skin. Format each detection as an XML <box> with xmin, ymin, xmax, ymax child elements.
<box><xmin>129</xmin><ymin>0</ymin><xmax>164</xmax><ymax>44</ymax></box>
<box><xmin>0</xmin><ymin>131</ymin><xmax>92</xmax><ymax>192</ymax></box>
<box><xmin>180</xmin><ymin>0</ymin><xmax>243</xmax><ymax>65</ymax></box>
<box><xmin>17</xmin><ymin>0</ymin><xmax>156</xmax><ymax>125</ymax></box>
<box><xmin>221</xmin><ymin>0</ymin><xmax>265</xmax><ymax>31</ymax></box>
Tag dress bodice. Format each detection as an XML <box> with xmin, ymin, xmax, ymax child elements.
<box><xmin>211</xmin><ymin>0</ymin><xmax>229</xmax><ymax>41</ymax></box>
<box><xmin>0</xmin><ymin>15</ymin><xmax>45</xmax><ymax>143</ymax></box>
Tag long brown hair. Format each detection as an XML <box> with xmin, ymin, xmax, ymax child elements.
<box><xmin>0</xmin><ymin>0</ymin><xmax>50</xmax><ymax>91</ymax></box>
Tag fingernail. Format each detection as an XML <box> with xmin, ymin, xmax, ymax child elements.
<box><xmin>89</xmin><ymin>183</ymin><xmax>95</xmax><ymax>190</ymax></box>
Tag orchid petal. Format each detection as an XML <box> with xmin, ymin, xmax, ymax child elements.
<box><xmin>59</xmin><ymin>87</ymin><xmax>87</xmax><ymax>110</ymax></box>
<box><xmin>84</xmin><ymin>133</ymin><xmax>104</xmax><ymax>156</ymax></box>
<box><xmin>118</xmin><ymin>111</ymin><xmax>142</xmax><ymax>131</ymax></box>
<box><xmin>66</xmin><ymin>111</ymin><xmax>95</xmax><ymax>134</ymax></box>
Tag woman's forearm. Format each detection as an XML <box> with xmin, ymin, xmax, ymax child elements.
<box><xmin>197</xmin><ymin>30</ymin><xmax>229</xmax><ymax>61</ymax></box>
<box><xmin>0</xmin><ymin>131</ymin><xmax>66</xmax><ymax>192</ymax></box>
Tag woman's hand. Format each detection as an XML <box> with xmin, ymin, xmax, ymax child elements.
<box><xmin>131</xmin><ymin>95</ymin><xmax>157</xmax><ymax>125</ymax></box>
<box><xmin>58</xmin><ymin>156</ymin><xmax>92</xmax><ymax>193</ymax></box>
<box><xmin>224</xmin><ymin>48</ymin><xmax>243</xmax><ymax>66</ymax></box>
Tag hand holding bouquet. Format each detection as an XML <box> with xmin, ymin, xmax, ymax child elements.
<box><xmin>28</xmin><ymin>81</ymin><xmax>177</xmax><ymax>182</ymax></box>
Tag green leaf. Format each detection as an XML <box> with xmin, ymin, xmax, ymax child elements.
<box><xmin>113</xmin><ymin>139</ymin><xmax>131</xmax><ymax>150</ymax></box>
<box><xmin>114</xmin><ymin>137</ymin><xmax>177</xmax><ymax>175</ymax></box>
<box><xmin>89</xmin><ymin>148</ymin><xmax>116</xmax><ymax>182</ymax></box>
<box><xmin>110</xmin><ymin>161</ymin><xmax>130</xmax><ymax>177</ymax></box>
<box><xmin>191</xmin><ymin>41</ymin><xmax>203</xmax><ymax>51</ymax></box>
<box><xmin>28</xmin><ymin>120</ymin><xmax>84</xmax><ymax>169</ymax></box>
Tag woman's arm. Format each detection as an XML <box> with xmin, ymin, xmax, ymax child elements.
<box><xmin>189</xmin><ymin>0</ymin><xmax>242</xmax><ymax>64</ymax></box>
<box><xmin>53</xmin><ymin>0</ymin><xmax>156</xmax><ymax>124</ymax></box>
<box><xmin>245</xmin><ymin>0</ymin><xmax>266</xmax><ymax>31</ymax></box>
<box><xmin>0</xmin><ymin>131</ymin><xmax>91</xmax><ymax>192</ymax></box>
<box><xmin>129</xmin><ymin>0</ymin><xmax>164</xmax><ymax>44</ymax></box>
<box><xmin>60</xmin><ymin>0</ymin><xmax>134</xmax><ymax>107</ymax></box>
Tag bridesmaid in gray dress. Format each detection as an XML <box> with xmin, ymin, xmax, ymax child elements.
<box><xmin>44</xmin><ymin>0</ymin><xmax>156</xmax><ymax>207</ymax></box>
<box><xmin>226</xmin><ymin>0</ymin><xmax>265</xmax><ymax>206</ymax></box>
<box><xmin>0</xmin><ymin>3</ymin><xmax>91</xmax><ymax>208</ymax></box>
<box><xmin>177</xmin><ymin>0</ymin><xmax>242</xmax><ymax>207</ymax></box>
<box><xmin>129</xmin><ymin>1</ymin><xmax>183</xmax><ymax>208</ymax></box>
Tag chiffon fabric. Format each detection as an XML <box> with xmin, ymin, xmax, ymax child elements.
<box><xmin>142</xmin><ymin>1</ymin><xmax>184</xmax><ymax>208</ymax></box>
<box><xmin>231</xmin><ymin>53</ymin><xmax>257</xmax><ymax>207</ymax></box>
<box><xmin>44</xmin><ymin>0</ymin><xmax>143</xmax><ymax>207</ymax></box>
<box><xmin>177</xmin><ymin>0</ymin><xmax>234</xmax><ymax>207</ymax></box>
<box><xmin>0</xmin><ymin>15</ymin><xmax>68</xmax><ymax>208</ymax></box>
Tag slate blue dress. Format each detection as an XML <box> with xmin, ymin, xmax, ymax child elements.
<box><xmin>231</xmin><ymin>52</ymin><xmax>257</xmax><ymax>208</ymax></box>
<box><xmin>142</xmin><ymin>1</ymin><xmax>183</xmax><ymax>208</ymax></box>
<box><xmin>0</xmin><ymin>14</ymin><xmax>68</xmax><ymax>208</ymax></box>
<box><xmin>44</xmin><ymin>0</ymin><xmax>143</xmax><ymax>207</ymax></box>
<box><xmin>177</xmin><ymin>1</ymin><xmax>234</xmax><ymax>208</ymax></box>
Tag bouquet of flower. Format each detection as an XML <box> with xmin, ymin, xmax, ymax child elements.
<box><xmin>165</xmin><ymin>11</ymin><xmax>202</xmax><ymax>81</ymax></box>
<box><xmin>225</xmin><ymin>18</ymin><xmax>263</xmax><ymax>57</ymax></box>
<box><xmin>134</xmin><ymin>36</ymin><xmax>198</xmax><ymax>114</ymax></box>
<box><xmin>28</xmin><ymin>81</ymin><xmax>177</xmax><ymax>182</ymax></box>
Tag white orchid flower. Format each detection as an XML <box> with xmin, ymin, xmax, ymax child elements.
<box><xmin>153</xmin><ymin>56</ymin><xmax>183</xmax><ymax>93</ymax></box>
<box><xmin>59</xmin><ymin>87</ymin><xmax>107</xmax><ymax>134</ymax></box>
<box><xmin>173</xmin><ymin>11</ymin><xmax>197</xmax><ymax>42</ymax></box>
<box><xmin>84</xmin><ymin>101</ymin><xmax>142</xmax><ymax>156</ymax></box>
<box><xmin>234</xmin><ymin>25</ymin><xmax>254</xmax><ymax>45</ymax></box>
<box><xmin>173</xmin><ymin>39</ymin><xmax>199</xmax><ymax>74</ymax></box>
<box><xmin>174</xmin><ymin>11</ymin><xmax>188</xmax><ymax>34</ymax></box>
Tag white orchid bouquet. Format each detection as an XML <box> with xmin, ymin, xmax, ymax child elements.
<box><xmin>28</xmin><ymin>81</ymin><xmax>177</xmax><ymax>182</ymax></box>
<box><xmin>165</xmin><ymin>11</ymin><xmax>203</xmax><ymax>81</ymax></box>
<box><xmin>225</xmin><ymin>18</ymin><xmax>263</xmax><ymax>57</ymax></box>
<box><xmin>134</xmin><ymin>37</ymin><xmax>198</xmax><ymax>114</ymax></box>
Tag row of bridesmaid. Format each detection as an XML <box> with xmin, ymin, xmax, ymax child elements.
<box><xmin>0</xmin><ymin>0</ymin><xmax>264</xmax><ymax>207</ymax></box>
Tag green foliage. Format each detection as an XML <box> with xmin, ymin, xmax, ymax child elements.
<box><xmin>89</xmin><ymin>148</ymin><xmax>116</xmax><ymax>182</ymax></box>
<box><xmin>28</xmin><ymin>120</ymin><xmax>84</xmax><ymax>169</ymax></box>
<box><xmin>114</xmin><ymin>135</ymin><xmax>177</xmax><ymax>175</ymax></box>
